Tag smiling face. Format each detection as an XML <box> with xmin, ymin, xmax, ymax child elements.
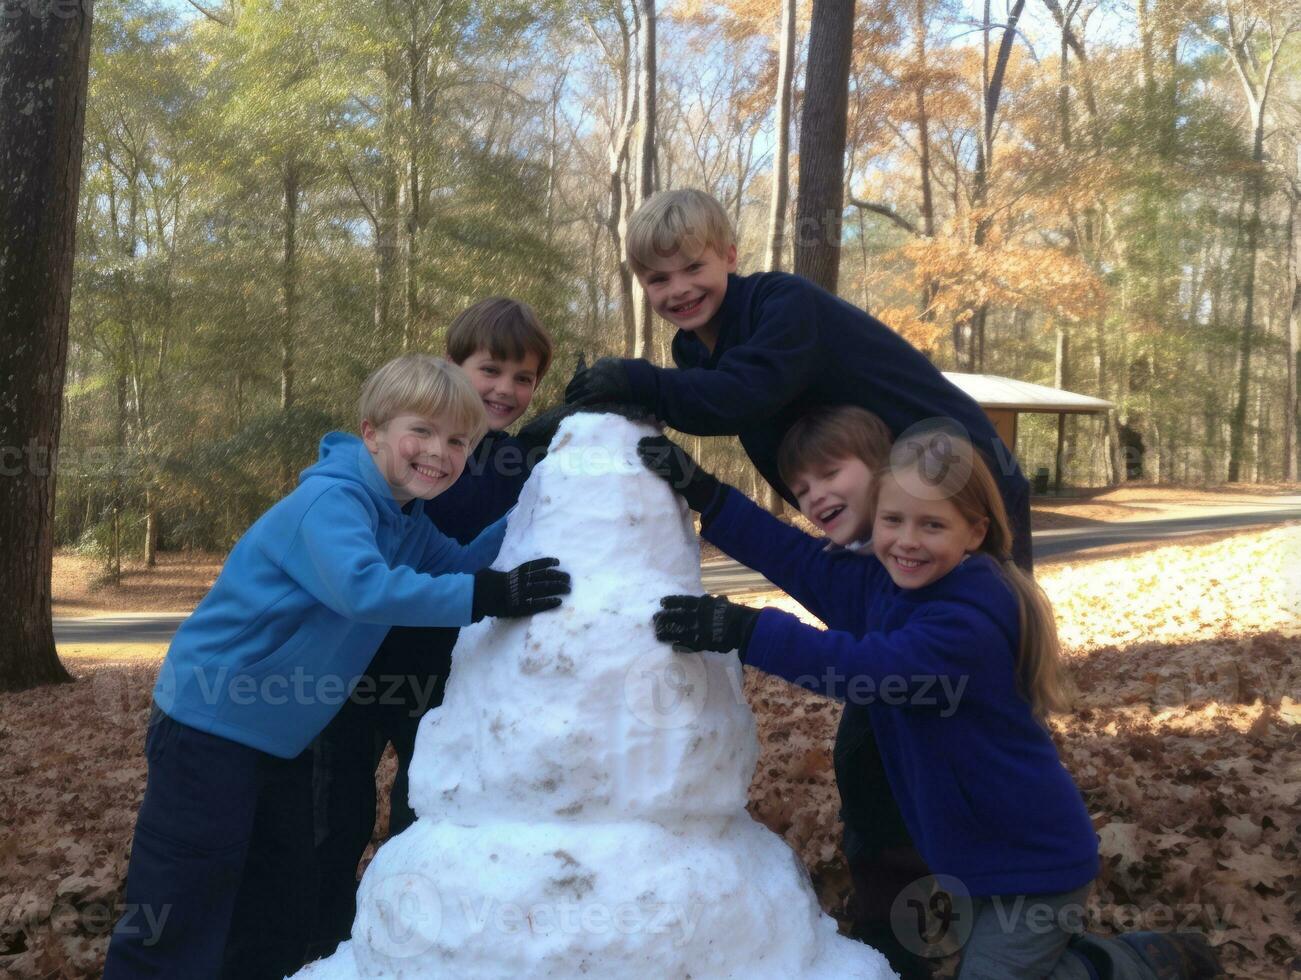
<box><xmin>456</xmin><ymin>349</ymin><xmax>541</xmax><ymax>431</ymax></box>
<box><xmin>635</xmin><ymin>242</ymin><xmax>737</xmax><ymax>349</ymax></box>
<box><xmin>362</xmin><ymin>412</ymin><xmax>471</xmax><ymax>504</ymax></box>
<box><xmin>790</xmin><ymin>456</ymin><xmax>876</xmax><ymax>547</ymax></box>
<box><xmin>871</xmin><ymin>469</ymin><xmax>989</xmax><ymax>589</ymax></box>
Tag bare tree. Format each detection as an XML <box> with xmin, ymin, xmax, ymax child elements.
<box><xmin>1193</xmin><ymin>2</ymin><xmax>1300</xmax><ymax>480</ymax></box>
<box><xmin>587</xmin><ymin>4</ymin><xmax>641</xmax><ymax>355</ymax></box>
<box><xmin>795</xmin><ymin>0</ymin><xmax>856</xmax><ymax>291</ymax></box>
<box><xmin>766</xmin><ymin>0</ymin><xmax>797</xmax><ymax>271</ymax></box>
<box><xmin>634</xmin><ymin>0</ymin><xmax>658</xmax><ymax>359</ymax></box>
<box><xmin>0</xmin><ymin>0</ymin><xmax>95</xmax><ymax>691</ymax></box>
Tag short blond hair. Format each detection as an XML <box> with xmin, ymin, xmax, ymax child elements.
<box><xmin>358</xmin><ymin>354</ymin><xmax>487</xmax><ymax>444</ymax></box>
<box><xmin>627</xmin><ymin>189</ymin><xmax>735</xmax><ymax>274</ymax></box>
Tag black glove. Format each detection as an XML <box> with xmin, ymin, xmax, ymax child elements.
<box><xmin>472</xmin><ymin>558</ymin><xmax>571</xmax><ymax>621</ymax></box>
<box><xmin>652</xmin><ymin>594</ymin><xmax>761</xmax><ymax>657</ymax></box>
<box><xmin>637</xmin><ymin>435</ymin><xmax>721</xmax><ymax>513</ymax></box>
<box><xmin>516</xmin><ymin>404</ymin><xmax>573</xmax><ymax>460</ymax></box>
<box><xmin>564</xmin><ymin>357</ymin><xmax>634</xmax><ymax>407</ymax></box>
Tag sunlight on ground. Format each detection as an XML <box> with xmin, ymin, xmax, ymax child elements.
<box><xmin>55</xmin><ymin>643</ymin><xmax>168</xmax><ymax>664</ymax></box>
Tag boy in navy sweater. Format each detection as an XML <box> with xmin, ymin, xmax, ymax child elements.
<box><xmin>104</xmin><ymin>354</ymin><xmax>569</xmax><ymax>980</ymax></box>
<box><xmin>565</xmin><ymin>187</ymin><xmax>1032</xmax><ymax>570</ymax></box>
<box><xmin>310</xmin><ymin>299</ymin><xmax>554</xmax><ymax>956</ymax></box>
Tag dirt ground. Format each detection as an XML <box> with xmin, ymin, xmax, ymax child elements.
<box><xmin>51</xmin><ymin>551</ymin><xmax>223</xmax><ymax>619</ymax></box>
<box><xmin>11</xmin><ymin>490</ymin><xmax>1298</xmax><ymax>978</ymax></box>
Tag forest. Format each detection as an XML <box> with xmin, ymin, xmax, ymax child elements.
<box><xmin>54</xmin><ymin>0</ymin><xmax>1300</xmax><ymax>570</ymax></box>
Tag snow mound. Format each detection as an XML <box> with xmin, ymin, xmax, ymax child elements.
<box><xmin>292</xmin><ymin>412</ymin><xmax>896</xmax><ymax>979</ymax></box>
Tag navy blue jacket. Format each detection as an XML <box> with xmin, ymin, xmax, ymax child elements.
<box><xmin>375</xmin><ymin>431</ymin><xmax>533</xmax><ymax>666</ymax></box>
<box><xmin>704</xmin><ymin>487</ymin><xmax>1098</xmax><ymax>897</ymax></box>
<box><xmin>622</xmin><ymin>271</ymin><xmax>1031</xmax><ymax>567</ymax></box>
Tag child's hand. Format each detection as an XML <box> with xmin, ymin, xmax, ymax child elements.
<box><xmin>472</xmin><ymin>558</ymin><xmax>571</xmax><ymax>620</ymax></box>
<box><xmin>652</xmin><ymin>594</ymin><xmax>760</xmax><ymax>656</ymax></box>
<box><xmin>564</xmin><ymin>357</ymin><xmax>633</xmax><ymax>407</ymax></box>
<box><xmin>637</xmin><ymin>435</ymin><xmax>721</xmax><ymax>513</ymax></box>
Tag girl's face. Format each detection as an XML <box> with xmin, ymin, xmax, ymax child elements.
<box><xmin>871</xmin><ymin>470</ymin><xmax>988</xmax><ymax>589</ymax></box>
<box><xmin>790</xmin><ymin>455</ymin><xmax>876</xmax><ymax>547</ymax></box>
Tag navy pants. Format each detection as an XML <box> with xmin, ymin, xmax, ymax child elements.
<box><xmin>104</xmin><ymin>710</ymin><xmax>315</xmax><ymax>980</ymax></box>
<box><xmin>838</xmin><ymin>704</ymin><xmax>936</xmax><ymax>979</ymax></box>
<box><xmin>309</xmin><ymin>625</ymin><xmax>452</xmax><ymax>958</ymax></box>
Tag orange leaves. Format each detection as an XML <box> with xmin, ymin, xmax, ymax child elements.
<box><xmin>887</xmin><ymin>231</ymin><xmax>1108</xmax><ymax>327</ymax></box>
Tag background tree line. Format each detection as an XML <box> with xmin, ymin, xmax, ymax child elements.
<box><xmin>56</xmin><ymin>0</ymin><xmax>1301</xmax><ymax>579</ymax></box>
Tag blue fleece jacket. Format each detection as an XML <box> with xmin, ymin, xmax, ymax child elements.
<box><xmin>703</xmin><ymin>487</ymin><xmax>1099</xmax><ymax>897</ymax></box>
<box><xmin>371</xmin><ymin>430</ymin><xmax>535</xmax><ymax>667</ymax></box>
<box><xmin>620</xmin><ymin>271</ymin><xmax>1033</xmax><ymax>568</ymax></box>
<box><xmin>153</xmin><ymin>432</ymin><xmax>507</xmax><ymax>758</ymax></box>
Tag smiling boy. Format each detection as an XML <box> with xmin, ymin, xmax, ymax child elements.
<box><xmin>566</xmin><ymin>188</ymin><xmax>1033</xmax><ymax>571</ymax></box>
<box><xmin>105</xmin><ymin>354</ymin><xmax>569</xmax><ymax>980</ymax></box>
<box><xmin>310</xmin><ymin>299</ymin><xmax>555</xmax><ymax>958</ymax></box>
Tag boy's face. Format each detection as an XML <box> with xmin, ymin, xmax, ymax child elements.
<box><xmin>456</xmin><ymin>350</ymin><xmax>541</xmax><ymax>431</ymax></box>
<box><xmin>636</xmin><ymin>243</ymin><xmax>738</xmax><ymax>339</ymax></box>
<box><xmin>871</xmin><ymin>472</ymin><xmax>988</xmax><ymax>589</ymax></box>
<box><xmin>362</xmin><ymin>413</ymin><xmax>470</xmax><ymax>504</ymax></box>
<box><xmin>790</xmin><ymin>456</ymin><xmax>876</xmax><ymax>547</ymax></box>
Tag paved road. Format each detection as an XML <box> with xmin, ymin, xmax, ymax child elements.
<box><xmin>53</xmin><ymin>504</ymin><xmax>1300</xmax><ymax>642</ymax></box>
<box><xmin>699</xmin><ymin>503</ymin><xmax>1301</xmax><ymax>596</ymax></box>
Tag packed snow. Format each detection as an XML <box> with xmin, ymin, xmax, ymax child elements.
<box><xmin>293</xmin><ymin>411</ymin><xmax>896</xmax><ymax>979</ymax></box>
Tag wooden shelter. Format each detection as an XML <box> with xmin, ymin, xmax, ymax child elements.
<box><xmin>942</xmin><ymin>373</ymin><xmax>1115</xmax><ymax>492</ymax></box>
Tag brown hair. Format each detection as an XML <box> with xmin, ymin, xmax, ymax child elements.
<box><xmin>777</xmin><ymin>406</ymin><xmax>894</xmax><ymax>487</ymax></box>
<box><xmin>446</xmin><ymin>297</ymin><xmax>553</xmax><ymax>380</ymax></box>
<box><xmin>626</xmin><ymin>189</ymin><xmax>735</xmax><ymax>274</ymax></box>
<box><xmin>877</xmin><ymin>433</ymin><xmax>1071</xmax><ymax>719</ymax></box>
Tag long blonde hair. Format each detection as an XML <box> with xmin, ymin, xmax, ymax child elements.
<box><xmin>879</xmin><ymin>432</ymin><xmax>1071</xmax><ymax>719</ymax></box>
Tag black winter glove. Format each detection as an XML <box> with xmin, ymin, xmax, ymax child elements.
<box><xmin>472</xmin><ymin>558</ymin><xmax>571</xmax><ymax>621</ymax></box>
<box><xmin>564</xmin><ymin>357</ymin><xmax>635</xmax><ymax>407</ymax></box>
<box><xmin>637</xmin><ymin>436</ymin><xmax>721</xmax><ymax>513</ymax></box>
<box><xmin>515</xmin><ymin>404</ymin><xmax>572</xmax><ymax>461</ymax></box>
<box><xmin>652</xmin><ymin>594</ymin><xmax>761</xmax><ymax>657</ymax></box>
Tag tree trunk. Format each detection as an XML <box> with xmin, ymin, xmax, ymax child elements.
<box><xmin>1288</xmin><ymin>191</ymin><xmax>1300</xmax><ymax>482</ymax></box>
<box><xmin>404</xmin><ymin>37</ymin><xmax>424</xmax><ymax>351</ymax></box>
<box><xmin>794</xmin><ymin>0</ymin><xmax>855</xmax><ymax>292</ymax></box>
<box><xmin>633</xmin><ymin>0</ymin><xmax>657</xmax><ymax>360</ymax></box>
<box><xmin>0</xmin><ymin>0</ymin><xmax>93</xmax><ymax>691</ymax></box>
<box><xmin>375</xmin><ymin>48</ymin><xmax>401</xmax><ymax>345</ymax></box>
<box><xmin>965</xmin><ymin>0</ymin><xmax>1025</xmax><ymax>372</ymax></box>
<box><xmin>1227</xmin><ymin>122</ymin><xmax>1265</xmax><ymax>481</ymax></box>
<box><xmin>914</xmin><ymin>0</ymin><xmax>938</xmax><ymax>319</ymax></box>
<box><xmin>766</xmin><ymin>0</ymin><xmax>796</xmax><ymax>272</ymax></box>
<box><xmin>144</xmin><ymin>489</ymin><xmax>158</xmax><ymax>566</ymax></box>
<box><xmin>281</xmin><ymin>164</ymin><xmax>299</xmax><ymax>411</ymax></box>
<box><xmin>597</xmin><ymin>10</ymin><xmax>639</xmax><ymax>356</ymax></box>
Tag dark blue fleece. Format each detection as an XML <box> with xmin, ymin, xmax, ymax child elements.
<box><xmin>621</xmin><ymin>270</ymin><xmax>1032</xmax><ymax>566</ymax></box>
<box><xmin>703</xmin><ymin>487</ymin><xmax>1098</xmax><ymax>897</ymax></box>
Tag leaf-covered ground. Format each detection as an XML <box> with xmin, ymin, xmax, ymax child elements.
<box><xmin>3</xmin><ymin>525</ymin><xmax>1298</xmax><ymax>977</ymax></box>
